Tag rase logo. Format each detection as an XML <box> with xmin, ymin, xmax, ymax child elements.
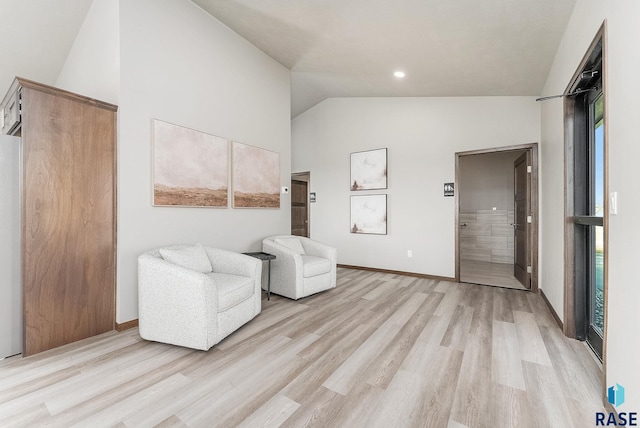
<box><xmin>596</xmin><ymin>383</ymin><xmax>637</xmax><ymax>426</ymax></box>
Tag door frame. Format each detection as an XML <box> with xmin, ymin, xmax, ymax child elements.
<box><xmin>291</xmin><ymin>171</ymin><xmax>311</xmax><ymax>237</ymax></box>
<box><xmin>454</xmin><ymin>143</ymin><xmax>539</xmax><ymax>292</ymax></box>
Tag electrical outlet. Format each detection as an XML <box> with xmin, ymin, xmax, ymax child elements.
<box><xmin>407</xmin><ymin>250</ymin><xmax>413</xmax><ymax>258</ymax></box>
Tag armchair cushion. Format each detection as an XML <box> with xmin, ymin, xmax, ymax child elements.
<box><xmin>159</xmin><ymin>244</ymin><xmax>212</xmax><ymax>273</ymax></box>
<box><xmin>302</xmin><ymin>255</ymin><xmax>332</xmax><ymax>277</ymax></box>
<box><xmin>274</xmin><ymin>238</ymin><xmax>305</xmax><ymax>254</ymax></box>
<box><xmin>209</xmin><ymin>273</ymin><xmax>254</xmax><ymax>311</ymax></box>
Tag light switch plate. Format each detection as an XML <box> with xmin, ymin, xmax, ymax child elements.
<box><xmin>610</xmin><ymin>192</ymin><xmax>618</xmax><ymax>215</ymax></box>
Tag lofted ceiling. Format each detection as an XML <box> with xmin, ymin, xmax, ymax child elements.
<box><xmin>193</xmin><ymin>0</ymin><xmax>577</xmax><ymax>117</ymax></box>
<box><xmin>0</xmin><ymin>1</ymin><xmax>577</xmax><ymax>118</ymax></box>
<box><xmin>0</xmin><ymin>0</ymin><xmax>94</xmax><ymax>95</ymax></box>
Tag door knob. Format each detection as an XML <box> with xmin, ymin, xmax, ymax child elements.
<box><xmin>460</xmin><ymin>223</ymin><xmax>468</xmax><ymax>227</ymax></box>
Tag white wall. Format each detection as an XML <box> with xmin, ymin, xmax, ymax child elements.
<box><xmin>292</xmin><ymin>97</ymin><xmax>540</xmax><ymax>277</ymax></box>
<box><xmin>55</xmin><ymin>0</ymin><xmax>120</xmax><ymax>105</ymax></box>
<box><xmin>116</xmin><ymin>0</ymin><xmax>291</xmax><ymax>323</ymax></box>
<box><xmin>0</xmin><ymin>136</ymin><xmax>21</xmax><ymax>358</ymax></box>
<box><xmin>540</xmin><ymin>0</ymin><xmax>640</xmax><ymax>411</ymax></box>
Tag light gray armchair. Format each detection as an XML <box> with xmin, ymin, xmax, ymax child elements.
<box><xmin>262</xmin><ymin>235</ymin><xmax>337</xmax><ymax>300</ymax></box>
<box><xmin>138</xmin><ymin>244</ymin><xmax>262</xmax><ymax>351</ymax></box>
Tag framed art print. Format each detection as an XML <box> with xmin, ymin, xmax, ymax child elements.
<box><xmin>153</xmin><ymin>119</ymin><xmax>228</xmax><ymax>207</ymax></box>
<box><xmin>350</xmin><ymin>194</ymin><xmax>387</xmax><ymax>234</ymax></box>
<box><xmin>350</xmin><ymin>148</ymin><xmax>387</xmax><ymax>190</ymax></box>
<box><xmin>232</xmin><ymin>141</ymin><xmax>280</xmax><ymax>208</ymax></box>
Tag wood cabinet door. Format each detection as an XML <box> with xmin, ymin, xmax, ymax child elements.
<box><xmin>22</xmin><ymin>85</ymin><xmax>116</xmax><ymax>356</ymax></box>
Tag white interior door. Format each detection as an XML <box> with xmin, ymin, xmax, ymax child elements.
<box><xmin>0</xmin><ymin>135</ymin><xmax>21</xmax><ymax>358</ymax></box>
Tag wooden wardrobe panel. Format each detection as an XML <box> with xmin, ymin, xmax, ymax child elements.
<box><xmin>21</xmin><ymin>85</ymin><xmax>116</xmax><ymax>357</ymax></box>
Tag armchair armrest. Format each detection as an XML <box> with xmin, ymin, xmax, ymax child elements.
<box><xmin>300</xmin><ymin>238</ymin><xmax>337</xmax><ymax>263</ymax></box>
<box><xmin>138</xmin><ymin>253</ymin><xmax>217</xmax><ymax>350</ymax></box>
<box><xmin>262</xmin><ymin>240</ymin><xmax>304</xmax><ymax>293</ymax></box>
<box><xmin>204</xmin><ymin>247</ymin><xmax>261</xmax><ymax>278</ymax></box>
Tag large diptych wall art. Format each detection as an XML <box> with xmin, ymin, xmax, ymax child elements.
<box><xmin>153</xmin><ymin>120</ymin><xmax>228</xmax><ymax>207</ymax></box>
<box><xmin>232</xmin><ymin>141</ymin><xmax>280</xmax><ymax>208</ymax></box>
<box><xmin>351</xmin><ymin>194</ymin><xmax>387</xmax><ymax>235</ymax></box>
<box><xmin>350</xmin><ymin>148</ymin><xmax>387</xmax><ymax>190</ymax></box>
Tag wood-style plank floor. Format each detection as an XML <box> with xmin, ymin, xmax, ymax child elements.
<box><xmin>460</xmin><ymin>260</ymin><xmax>526</xmax><ymax>290</ymax></box>
<box><xmin>0</xmin><ymin>268</ymin><xmax>605</xmax><ymax>427</ymax></box>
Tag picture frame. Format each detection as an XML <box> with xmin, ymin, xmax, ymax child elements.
<box><xmin>152</xmin><ymin>119</ymin><xmax>229</xmax><ymax>207</ymax></box>
<box><xmin>350</xmin><ymin>194</ymin><xmax>387</xmax><ymax>235</ymax></box>
<box><xmin>350</xmin><ymin>148</ymin><xmax>388</xmax><ymax>190</ymax></box>
<box><xmin>232</xmin><ymin>141</ymin><xmax>280</xmax><ymax>208</ymax></box>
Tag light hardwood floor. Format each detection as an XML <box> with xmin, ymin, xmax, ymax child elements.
<box><xmin>0</xmin><ymin>268</ymin><xmax>605</xmax><ymax>427</ymax></box>
<box><xmin>460</xmin><ymin>260</ymin><xmax>526</xmax><ymax>290</ymax></box>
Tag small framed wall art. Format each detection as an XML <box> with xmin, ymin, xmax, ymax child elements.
<box><xmin>350</xmin><ymin>194</ymin><xmax>387</xmax><ymax>235</ymax></box>
<box><xmin>350</xmin><ymin>148</ymin><xmax>387</xmax><ymax>190</ymax></box>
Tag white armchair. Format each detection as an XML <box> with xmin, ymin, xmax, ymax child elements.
<box><xmin>138</xmin><ymin>244</ymin><xmax>262</xmax><ymax>351</ymax></box>
<box><xmin>262</xmin><ymin>235</ymin><xmax>337</xmax><ymax>300</ymax></box>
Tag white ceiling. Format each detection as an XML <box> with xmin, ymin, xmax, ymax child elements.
<box><xmin>193</xmin><ymin>0</ymin><xmax>577</xmax><ymax>117</ymax></box>
<box><xmin>0</xmin><ymin>1</ymin><xmax>577</xmax><ymax>118</ymax></box>
<box><xmin>0</xmin><ymin>0</ymin><xmax>93</xmax><ymax>96</ymax></box>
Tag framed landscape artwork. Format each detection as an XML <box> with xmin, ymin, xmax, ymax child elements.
<box><xmin>350</xmin><ymin>148</ymin><xmax>387</xmax><ymax>190</ymax></box>
<box><xmin>232</xmin><ymin>141</ymin><xmax>280</xmax><ymax>208</ymax></box>
<box><xmin>153</xmin><ymin>119</ymin><xmax>228</xmax><ymax>207</ymax></box>
<box><xmin>351</xmin><ymin>194</ymin><xmax>387</xmax><ymax>235</ymax></box>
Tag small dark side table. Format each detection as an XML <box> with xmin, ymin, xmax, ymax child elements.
<box><xmin>243</xmin><ymin>252</ymin><xmax>276</xmax><ymax>300</ymax></box>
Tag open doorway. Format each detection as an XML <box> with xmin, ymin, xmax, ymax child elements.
<box><xmin>455</xmin><ymin>144</ymin><xmax>539</xmax><ymax>292</ymax></box>
<box><xmin>291</xmin><ymin>172</ymin><xmax>310</xmax><ymax>237</ymax></box>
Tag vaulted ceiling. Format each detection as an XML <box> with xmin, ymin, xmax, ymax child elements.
<box><xmin>193</xmin><ymin>0</ymin><xmax>577</xmax><ymax>117</ymax></box>
<box><xmin>0</xmin><ymin>0</ymin><xmax>577</xmax><ymax>118</ymax></box>
<box><xmin>0</xmin><ymin>0</ymin><xmax>94</xmax><ymax>95</ymax></box>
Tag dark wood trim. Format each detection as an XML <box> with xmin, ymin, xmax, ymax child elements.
<box><xmin>563</xmin><ymin>94</ymin><xmax>577</xmax><ymax>339</ymax></box>
<box><xmin>454</xmin><ymin>155</ymin><xmax>461</xmax><ymax>282</ymax></box>
<box><xmin>455</xmin><ymin>143</ymin><xmax>538</xmax><ymax>157</ymax></box>
<box><xmin>337</xmin><ymin>264</ymin><xmax>456</xmax><ymax>282</ymax></box>
<box><xmin>455</xmin><ymin>143</ymin><xmax>539</xmax><ymax>292</ymax></box>
<box><xmin>112</xmin><ymin>107</ymin><xmax>118</xmax><ymax>333</ymax></box>
<box><xmin>601</xmin><ymin>19</ymin><xmax>610</xmax><ymax>408</ymax></box>
<box><xmin>291</xmin><ymin>171</ymin><xmax>311</xmax><ymax>238</ymax></box>
<box><xmin>15</xmin><ymin>77</ymin><xmax>118</xmax><ymax>112</ymax></box>
<box><xmin>116</xmin><ymin>319</ymin><xmax>139</xmax><ymax>332</ymax></box>
<box><xmin>540</xmin><ymin>289</ymin><xmax>563</xmax><ymax>330</ymax></box>
<box><xmin>530</xmin><ymin>144</ymin><xmax>539</xmax><ymax>291</ymax></box>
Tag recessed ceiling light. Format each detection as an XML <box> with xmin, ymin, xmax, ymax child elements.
<box><xmin>394</xmin><ymin>71</ymin><xmax>406</xmax><ymax>78</ymax></box>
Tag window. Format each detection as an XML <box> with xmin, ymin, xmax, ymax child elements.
<box><xmin>566</xmin><ymin>33</ymin><xmax>605</xmax><ymax>360</ymax></box>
